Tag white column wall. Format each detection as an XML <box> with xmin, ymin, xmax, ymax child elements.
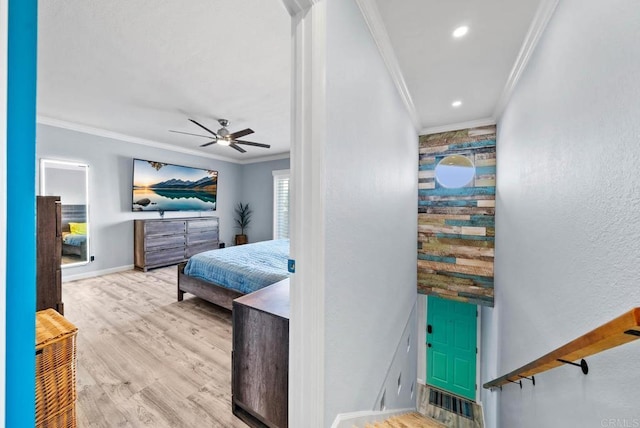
<box><xmin>288</xmin><ymin>2</ymin><xmax>328</xmax><ymax>426</ymax></box>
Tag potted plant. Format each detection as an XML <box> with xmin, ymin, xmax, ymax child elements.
<box><xmin>234</xmin><ymin>202</ymin><xmax>252</xmax><ymax>245</ymax></box>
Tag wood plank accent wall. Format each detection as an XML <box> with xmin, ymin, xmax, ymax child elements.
<box><xmin>418</xmin><ymin>125</ymin><xmax>496</xmax><ymax>307</ymax></box>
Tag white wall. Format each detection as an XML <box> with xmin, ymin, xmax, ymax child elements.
<box><xmin>489</xmin><ymin>1</ymin><xmax>640</xmax><ymax>426</ymax></box>
<box><xmin>37</xmin><ymin>124</ymin><xmax>244</xmax><ymax>279</ymax></box>
<box><xmin>323</xmin><ymin>0</ymin><xmax>418</xmax><ymax>422</ymax></box>
<box><xmin>0</xmin><ymin>0</ymin><xmax>7</xmax><ymax>421</ymax></box>
<box><xmin>241</xmin><ymin>158</ymin><xmax>290</xmax><ymax>243</ymax></box>
<box><xmin>37</xmin><ymin>124</ymin><xmax>289</xmax><ymax>280</ymax></box>
<box><xmin>479</xmin><ymin>305</ymin><xmax>498</xmax><ymax>428</ymax></box>
<box><xmin>42</xmin><ymin>167</ymin><xmax>86</xmax><ymax>205</ymax></box>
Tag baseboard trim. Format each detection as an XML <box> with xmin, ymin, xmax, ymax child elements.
<box><xmin>330</xmin><ymin>408</ymin><xmax>415</xmax><ymax>428</ymax></box>
<box><xmin>62</xmin><ymin>264</ymin><xmax>134</xmax><ymax>283</ymax></box>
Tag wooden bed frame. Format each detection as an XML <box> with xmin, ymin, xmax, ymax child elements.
<box><xmin>177</xmin><ymin>262</ymin><xmax>244</xmax><ymax>311</ymax></box>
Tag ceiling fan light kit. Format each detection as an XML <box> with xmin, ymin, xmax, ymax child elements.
<box><xmin>170</xmin><ymin>118</ymin><xmax>271</xmax><ymax>153</ymax></box>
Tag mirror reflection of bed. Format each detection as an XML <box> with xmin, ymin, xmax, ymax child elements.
<box><xmin>40</xmin><ymin>159</ymin><xmax>90</xmax><ymax>267</ymax></box>
<box><xmin>61</xmin><ymin>204</ymin><xmax>88</xmax><ymax>265</ymax></box>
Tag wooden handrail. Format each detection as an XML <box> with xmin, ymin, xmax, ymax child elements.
<box><xmin>484</xmin><ymin>307</ymin><xmax>640</xmax><ymax>389</ymax></box>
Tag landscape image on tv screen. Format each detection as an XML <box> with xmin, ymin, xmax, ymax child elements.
<box><xmin>132</xmin><ymin>159</ymin><xmax>217</xmax><ymax>211</ymax></box>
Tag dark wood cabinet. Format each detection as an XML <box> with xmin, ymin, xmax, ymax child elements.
<box><xmin>232</xmin><ymin>279</ymin><xmax>289</xmax><ymax>428</ymax></box>
<box><xmin>37</xmin><ymin>196</ymin><xmax>63</xmax><ymax>314</ymax></box>
<box><xmin>134</xmin><ymin>217</ymin><xmax>219</xmax><ymax>271</ymax></box>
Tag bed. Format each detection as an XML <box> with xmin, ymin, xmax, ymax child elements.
<box><xmin>62</xmin><ymin>232</ymin><xmax>87</xmax><ymax>258</ymax></box>
<box><xmin>177</xmin><ymin>239</ymin><xmax>290</xmax><ymax>310</ymax></box>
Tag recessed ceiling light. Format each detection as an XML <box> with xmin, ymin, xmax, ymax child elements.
<box><xmin>453</xmin><ymin>26</ymin><xmax>469</xmax><ymax>38</ymax></box>
<box><xmin>452</xmin><ymin>100</ymin><xmax>462</xmax><ymax>108</ymax></box>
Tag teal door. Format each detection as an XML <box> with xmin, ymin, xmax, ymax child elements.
<box><xmin>426</xmin><ymin>295</ymin><xmax>477</xmax><ymax>400</ymax></box>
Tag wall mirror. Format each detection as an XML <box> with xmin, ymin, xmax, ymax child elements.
<box><xmin>435</xmin><ymin>154</ymin><xmax>476</xmax><ymax>188</ymax></box>
<box><xmin>40</xmin><ymin>159</ymin><xmax>90</xmax><ymax>267</ymax></box>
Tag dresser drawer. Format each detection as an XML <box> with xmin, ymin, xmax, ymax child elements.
<box><xmin>187</xmin><ymin>218</ymin><xmax>219</xmax><ymax>233</ymax></box>
<box><xmin>187</xmin><ymin>231</ymin><xmax>219</xmax><ymax>246</ymax></box>
<box><xmin>186</xmin><ymin>242</ymin><xmax>219</xmax><ymax>258</ymax></box>
<box><xmin>145</xmin><ymin>220</ymin><xmax>186</xmax><ymax>236</ymax></box>
<box><xmin>146</xmin><ymin>234</ymin><xmax>185</xmax><ymax>250</ymax></box>
<box><xmin>145</xmin><ymin>247</ymin><xmax>185</xmax><ymax>266</ymax></box>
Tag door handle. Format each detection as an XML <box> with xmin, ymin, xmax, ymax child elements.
<box><xmin>427</xmin><ymin>343</ymin><xmax>432</xmax><ymax>348</ymax></box>
<box><xmin>427</xmin><ymin>324</ymin><xmax>433</xmax><ymax>334</ymax></box>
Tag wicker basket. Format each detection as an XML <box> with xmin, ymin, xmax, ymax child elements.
<box><xmin>37</xmin><ymin>403</ymin><xmax>77</xmax><ymax>428</ymax></box>
<box><xmin>36</xmin><ymin>309</ymin><xmax>78</xmax><ymax>428</ymax></box>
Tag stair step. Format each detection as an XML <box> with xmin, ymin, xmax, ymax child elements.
<box><xmin>364</xmin><ymin>412</ymin><xmax>446</xmax><ymax>428</ymax></box>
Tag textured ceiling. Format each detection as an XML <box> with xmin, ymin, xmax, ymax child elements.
<box><xmin>37</xmin><ymin>0</ymin><xmax>291</xmax><ymax>161</ymax></box>
<box><xmin>37</xmin><ymin>0</ymin><xmax>543</xmax><ymax>161</ymax></box>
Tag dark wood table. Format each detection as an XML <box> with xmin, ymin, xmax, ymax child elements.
<box><xmin>232</xmin><ymin>279</ymin><xmax>289</xmax><ymax>428</ymax></box>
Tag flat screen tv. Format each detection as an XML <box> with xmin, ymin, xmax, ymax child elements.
<box><xmin>132</xmin><ymin>159</ymin><xmax>217</xmax><ymax>212</ymax></box>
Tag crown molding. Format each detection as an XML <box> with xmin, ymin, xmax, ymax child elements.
<box><xmin>493</xmin><ymin>0</ymin><xmax>560</xmax><ymax>119</ymax></box>
<box><xmin>237</xmin><ymin>152</ymin><xmax>291</xmax><ymax>165</ymax></box>
<box><xmin>355</xmin><ymin>0</ymin><xmax>422</xmax><ymax>131</ymax></box>
<box><xmin>420</xmin><ymin>117</ymin><xmax>496</xmax><ymax>136</ymax></box>
<box><xmin>37</xmin><ymin>116</ymin><xmax>251</xmax><ymax>164</ymax></box>
<box><xmin>280</xmin><ymin>0</ymin><xmax>320</xmax><ymax>17</ymax></box>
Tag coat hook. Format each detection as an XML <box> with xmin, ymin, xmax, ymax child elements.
<box><xmin>518</xmin><ymin>375</ymin><xmax>535</xmax><ymax>385</ymax></box>
<box><xmin>507</xmin><ymin>379</ymin><xmax>522</xmax><ymax>389</ymax></box>
<box><xmin>557</xmin><ymin>358</ymin><xmax>589</xmax><ymax>375</ymax></box>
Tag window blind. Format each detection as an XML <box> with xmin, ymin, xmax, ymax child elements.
<box><xmin>273</xmin><ymin>170</ymin><xmax>290</xmax><ymax>240</ymax></box>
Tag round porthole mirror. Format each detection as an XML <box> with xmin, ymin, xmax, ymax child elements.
<box><xmin>435</xmin><ymin>154</ymin><xmax>475</xmax><ymax>188</ymax></box>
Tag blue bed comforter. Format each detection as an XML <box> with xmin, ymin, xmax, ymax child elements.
<box><xmin>63</xmin><ymin>233</ymin><xmax>86</xmax><ymax>246</ymax></box>
<box><xmin>183</xmin><ymin>239</ymin><xmax>290</xmax><ymax>294</ymax></box>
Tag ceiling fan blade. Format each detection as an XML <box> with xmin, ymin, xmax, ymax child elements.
<box><xmin>234</xmin><ymin>139</ymin><xmax>271</xmax><ymax>149</ymax></box>
<box><xmin>170</xmin><ymin>130</ymin><xmax>213</xmax><ymax>139</ymax></box>
<box><xmin>227</xmin><ymin>128</ymin><xmax>254</xmax><ymax>140</ymax></box>
<box><xmin>200</xmin><ymin>140</ymin><xmax>217</xmax><ymax>147</ymax></box>
<box><xmin>230</xmin><ymin>143</ymin><xmax>247</xmax><ymax>153</ymax></box>
<box><xmin>188</xmin><ymin>119</ymin><xmax>218</xmax><ymax>137</ymax></box>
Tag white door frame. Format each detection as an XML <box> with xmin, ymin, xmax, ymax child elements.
<box><xmin>280</xmin><ymin>1</ymin><xmax>327</xmax><ymax>427</ymax></box>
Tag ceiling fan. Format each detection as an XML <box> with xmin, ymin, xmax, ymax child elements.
<box><xmin>170</xmin><ymin>118</ymin><xmax>271</xmax><ymax>153</ymax></box>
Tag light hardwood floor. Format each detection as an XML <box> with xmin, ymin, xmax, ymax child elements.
<box><xmin>365</xmin><ymin>412</ymin><xmax>446</xmax><ymax>428</ymax></box>
<box><xmin>63</xmin><ymin>267</ymin><xmax>249</xmax><ymax>427</ymax></box>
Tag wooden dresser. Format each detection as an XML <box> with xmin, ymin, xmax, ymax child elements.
<box><xmin>232</xmin><ymin>279</ymin><xmax>289</xmax><ymax>428</ymax></box>
<box><xmin>37</xmin><ymin>196</ymin><xmax>63</xmax><ymax>314</ymax></box>
<box><xmin>134</xmin><ymin>217</ymin><xmax>219</xmax><ymax>271</ymax></box>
